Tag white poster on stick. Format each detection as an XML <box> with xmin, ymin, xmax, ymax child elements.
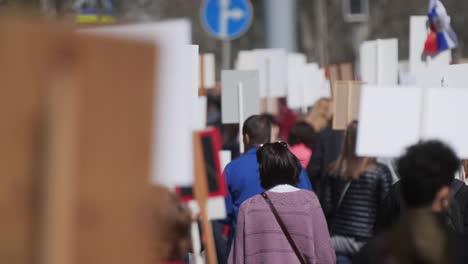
<box><xmin>84</xmin><ymin>20</ymin><xmax>194</xmax><ymax>186</ymax></box>
<box><xmin>356</xmin><ymin>86</ymin><xmax>422</xmax><ymax>157</ymax></box>
<box><xmin>287</xmin><ymin>53</ymin><xmax>307</xmax><ymax>109</ymax></box>
<box><xmin>221</xmin><ymin>70</ymin><xmax>260</xmax><ymax>124</ymax></box>
<box><xmin>254</xmin><ymin>49</ymin><xmax>288</xmax><ymax>97</ymax></box>
<box><xmin>360</xmin><ymin>39</ymin><xmax>398</xmax><ymax>86</ymax></box>
<box><xmin>201</xmin><ymin>53</ymin><xmax>216</xmax><ymax>89</ymax></box>
<box><xmin>423</xmin><ymin>88</ymin><xmax>468</xmax><ymax>158</ymax></box>
<box><xmin>410</xmin><ymin>16</ymin><xmax>451</xmax><ymax>74</ymax></box>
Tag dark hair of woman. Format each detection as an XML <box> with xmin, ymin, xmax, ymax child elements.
<box><xmin>329</xmin><ymin>120</ymin><xmax>376</xmax><ymax>180</ymax></box>
<box><xmin>256</xmin><ymin>142</ymin><xmax>302</xmax><ymax>190</ymax></box>
<box><xmin>288</xmin><ymin>121</ymin><xmax>315</xmax><ymax>149</ymax></box>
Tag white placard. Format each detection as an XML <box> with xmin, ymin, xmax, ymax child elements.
<box><xmin>441</xmin><ymin>64</ymin><xmax>468</xmax><ymax>88</ymax></box>
<box><xmin>219</xmin><ymin>150</ymin><xmax>232</xmax><ymax>171</ymax></box>
<box><xmin>85</xmin><ymin>20</ymin><xmax>194</xmax><ymax>186</ymax></box>
<box><xmin>221</xmin><ymin>70</ymin><xmax>260</xmax><ymax>124</ymax></box>
<box><xmin>360</xmin><ymin>40</ymin><xmax>377</xmax><ymax>84</ymax></box>
<box><xmin>202</xmin><ymin>53</ymin><xmax>216</xmax><ymax>89</ymax></box>
<box><xmin>190</xmin><ymin>45</ymin><xmax>207</xmax><ymax>130</ymax></box>
<box><xmin>357</xmin><ymin>86</ymin><xmax>422</xmax><ymax>157</ymax></box>
<box><xmin>360</xmin><ymin>39</ymin><xmax>398</xmax><ymax>85</ymax></box>
<box><xmin>188</xmin><ymin>197</ymin><xmax>227</xmax><ymax>220</ymax></box>
<box><xmin>287</xmin><ymin>53</ymin><xmax>307</xmax><ymax>109</ymax></box>
<box><xmin>236</xmin><ymin>50</ymin><xmax>256</xmax><ymax>70</ymax></box>
<box><xmin>302</xmin><ymin>64</ymin><xmax>328</xmax><ymax>107</ymax></box>
<box><xmin>254</xmin><ymin>49</ymin><xmax>288</xmax><ymax>97</ymax></box>
<box><xmin>423</xmin><ymin>88</ymin><xmax>468</xmax><ymax>158</ymax></box>
<box><xmin>410</xmin><ymin>16</ymin><xmax>451</xmax><ymax>74</ymax></box>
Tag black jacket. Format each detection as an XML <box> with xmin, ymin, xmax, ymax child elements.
<box><xmin>306</xmin><ymin>125</ymin><xmax>343</xmax><ymax>202</ymax></box>
<box><xmin>376</xmin><ymin>179</ymin><xmax>468</xmax><ymax>235</ymax></box>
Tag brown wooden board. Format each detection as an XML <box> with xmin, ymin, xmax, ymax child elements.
<box><xmin>332</xmin><ymin>81</ymin><xmax>362</xmax><ymax>130</ymax></box>
<box><xmin>339</xmin><ymin>63</ymin><xmax>354</xmax><ymax>81</ymax></box>
<box><xmin>58</xmin><ymin>32</ymin><xmax>156</xmax><ymax>264</ymax></box>
<box><xmin>0</xmin><ymin>17</ymin><xmax>156</xmax><ymax>264</ymax></box>
<box><xmin>0</xmin><ymin>17</ymin><xmax>66</xmax><ymax>264</ymax></box>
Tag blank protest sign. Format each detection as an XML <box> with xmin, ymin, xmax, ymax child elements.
<box><xmin>441</xmin><ymin>64</ymin><xmax>468</xmax><ymax>88</ymax></box>
<box><xmin>287</xmin><ymin>53</ymin><xmax>307</xmax><ymax>109</ymax></box>
<box><xmin>410</xmin><ymin>16</ymin><xmax>451</xmax><ymax>74</ymax></box>
<box><xmin>357</xmin><ymin>86</ymin><xmax>422</xmax><ymax>157</ymax></box>
<box><xmin>254</xmin><ymin>49</ymin><xmax>288</xmax><ymax>97</ymax></box>
<box><xmin>360</xmin><ymin>39</ymin><xmax>398</xmax><ymax>86</ymax></box>
<box><xmin>85</xmin><ymin>20</ymin><xmax>194</xmax><ymax>186</ymax></box>
<box><xmin>221</xmin><ymin>70</ymin><xmax>260</xmax><ymax>124</ymax></box>
<box><xmin>423</xmin><ymin>88</ymin><xmax>468</xmax><ymax>158</ymax></box>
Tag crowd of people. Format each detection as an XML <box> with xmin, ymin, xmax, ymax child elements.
<box><xmin>155</xmin><ymin>97</ymin><xmax>468</xmax><ymax>264</ymax></box>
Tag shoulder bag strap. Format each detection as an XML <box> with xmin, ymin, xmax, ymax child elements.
<box><xmin>337</xmin><ymin>181</ymin><xmax>351</xmax><ymax>211</ymax></box>
<box><xmin>261</xmin><ymin>192</ymin><xmax>306</xmax><ymax>264</ymax></box>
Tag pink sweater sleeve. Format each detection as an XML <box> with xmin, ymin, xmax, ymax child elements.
<box><xmin>312</xmin><ymin>204</ymin><xmax>336</xmax><ymax>264</ymax></box>
<box><xmin>228</xmin><ymin>201</ymin><xmax>247</xmax><ymax>264</ymax></box>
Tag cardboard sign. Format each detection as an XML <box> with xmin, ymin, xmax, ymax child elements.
<box><xmin>221</xmin><ymin>70</ymin><xmax>260</xmax><ymax>124</ymax></box>
<box><xmin>357</xmin><ymin>86</ymin><xmax>423</xmax><ymax>157</ymax></box>
<box><xmin>332</xmin><ymin>81</ymin><xmax>362</xmax><ymax>130</ymax></box>
<box><xmin>0</xmin><ymin>18</ymin><xmax>156</xmax><ymax>264</ymax></box>
<box><xmin>254</xmin><ymin>48</ymin><xmax>288</xmax><ymax>97</ymax></box>
<box><xmin>360</xmin><ymin>39</ymin><xmax>398</xmax><ymax>85</ymax></box>
<box><xmin>340</xmin><ymin>63</ymin><xmax>354</xmax><ymax>81</ymax></box>
<box><xmin>84</xmin><ymin>20</ymin><xmax>195</xmax><ymax>187</ymax></box>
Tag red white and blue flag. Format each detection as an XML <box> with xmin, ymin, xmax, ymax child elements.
<box><xmin>423</xmin><ymin>0</ymin><xmax>458</xmax><ymax>56</ymax></box>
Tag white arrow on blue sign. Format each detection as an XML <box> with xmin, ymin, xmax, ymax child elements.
<box><xmin>201</xmin><ymin>0</ymin><xmax>253</xmax><ymax>40</ymax></box>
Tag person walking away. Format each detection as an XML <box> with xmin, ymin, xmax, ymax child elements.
<box><xmin>229</xmin><ymin>142</ymin><xmax>335</xmax><ymax>264</ymax></box>
<box><xmin>322</xmin><ymin>121</ymin><xmax>393</xmax><ymax>264</ymax></box>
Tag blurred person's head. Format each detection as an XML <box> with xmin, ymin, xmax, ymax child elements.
<box><xmin>288</xmin><ymin>121</ymin><xmax>315</xmax><ymax>150</ymax></box>
<box><xmin>261</xmin><ymin>113</ymin><xmax>280</xmax><ymax>142</ymax></box>
<box><xmin>151</xmin><ymin>185</ymin><xmax>192</xmax><ymax>262</ymax></box>
<box><xmin>305</xmin><ymin>98</ymin><xmax>332</xmax><ymax>133</ymax></box>
<box><xmin>242</xmin><ymin>115</ymin><xmax>271</xmax><ymax>151</ymax></box>
<box><xmin>330</xmin><ymin>120</ymin><xmax>375</xmax><ymax>180</ymax></box>
<box><xmin>397</xmin><ymin>140</ymin><xmax>459</xmax><ymax>212</ymax></box>
<box><xmin>257</xmin><ymin>142</ymin><xmax>301</xmax><ymax>190</ymax></box>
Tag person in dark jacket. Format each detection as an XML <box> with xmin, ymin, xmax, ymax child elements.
<box><xmin>354</xmin><ymin>140</ymin><xmax>468</xmax><ymax>264</ymax></box>
<box><xmin>322</xmin><ymin>121</ymin><xmax>393</xmax><ymax>264</ymax></box>
<box><xmin>376</xmin><ymin>178</ymin><xmax>468</xmax><ymax>235</ymax></box>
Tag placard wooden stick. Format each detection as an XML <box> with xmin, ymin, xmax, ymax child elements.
<box><xmin>193</xmin><ymin>132</ymin><xmax>218</xmax><ymax>264</ymax></box>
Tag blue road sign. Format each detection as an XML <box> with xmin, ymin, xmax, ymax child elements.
<box><xmin>201</xmin><ymin>0</ymin><xmax>253</xmax><ymax>40</ymax></box>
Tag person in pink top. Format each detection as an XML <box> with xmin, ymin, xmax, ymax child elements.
<box><xmin>288</xmin><ymin>121</ymin><xmax>315</xmax><ymax>168</ymax></box>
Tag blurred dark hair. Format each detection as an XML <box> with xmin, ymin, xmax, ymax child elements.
<box><xmin>288</xmin><ymin>121</ymin><xmax>315</xmax><ymax>149</ymax></box>
<box><xmin>397</xmin><ymin>140</ymin><xmax>459</xmax><ymax>208</ymax></box>
<box><xmin>257</xmin><ymin>142</ymin><xmax>301</xmax><ymax>190</ymax></box>
<box><xmin>261</xmin><ymin>113</ymin><xmax>279</xmax><ymax>126</ymax></box>
<box><xmin>329</xmin><ymin>120</ymin><xmax>375</xmax><ymax>180</ymax></box>
<box><xmin>243</xmin><ymin>115</ymin><xmax>271</xmax><ymax>145</ymax></box>
<box><xmin>151</xmin><ymin>185</ymin><xmax>192</xmax><ymax>261</ymax></box>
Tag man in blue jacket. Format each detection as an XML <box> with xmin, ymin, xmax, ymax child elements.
<box><xmin>223</xmin><ymin>114</ymin><xmax>313</xmax><ymax>256</ymax></box>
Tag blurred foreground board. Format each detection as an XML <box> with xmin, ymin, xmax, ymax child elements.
<box><xmin>0</xmin><ymin>17</ymin><xmax>156</xmax><ymax>264</ymax></box>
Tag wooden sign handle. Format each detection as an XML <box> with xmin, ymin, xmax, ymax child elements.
<box><xmin>193</xmin><ymin>132</ymin><xmax>217</xmax><ymax>264</ymax></box>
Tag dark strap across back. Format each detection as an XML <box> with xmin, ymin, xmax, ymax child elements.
<box><xmin>261</xmin><ymin>192</ymin><xmax>307</xmax><ymax>264</ymax></box>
